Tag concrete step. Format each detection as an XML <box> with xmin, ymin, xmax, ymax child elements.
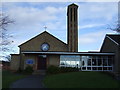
<box><xmin>32</xmin><ymin>70</ymin><xmax>46</xmax><ymax>75</ymax></box>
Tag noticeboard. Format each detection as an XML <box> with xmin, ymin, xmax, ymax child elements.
<box><xmin>26</xmin><ymin>59</ymin><xmax>34</xmax><ymax>64</ymax></box>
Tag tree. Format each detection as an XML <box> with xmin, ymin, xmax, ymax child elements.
<box><xmin>0</xmin><ymin>13</ymin><xmax>14</xmax><ymax>30</ymax></box>
<box><xmin>109</xmin><ymin>21</ymin><xmax>120</xmax><ymax>33</ymax></box>
<box><xmin>107</xmin><ymin>19</ymin><xmax>120</xmax><ymax>34</ymax></box>
<box><xmin>108</xmin><ymin>2</ymin><xmax>120</xmax><ymax>33</ymax></box>
<box><xmin>0</xmin><ymin>13</ymin><xmax>14</xmax><ymax>61</ymax></box>
<box><xmin>114</xmin><ymin>23</ymin><xmax>120</xmax><ymax>33</ymax></box>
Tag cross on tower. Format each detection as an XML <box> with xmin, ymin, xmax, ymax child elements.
<box><xmin>44</xmin><ymin>26</ymin><xmax>47</xmax><ymax>31</ymax></box>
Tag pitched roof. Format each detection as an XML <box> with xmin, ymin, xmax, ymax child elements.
<box><xmin>106</xmin><ymin>34</ymin><xmax>120</xmax><ymax>45</ymax></box>
<box><xmin>68</xmin><ymin>3</ymin><xmax>78</xmax><ymax>7</ymax></box>
<box><xmin>19</xmin><ymin>31</ymin><xmax>67</xmax><ymax>47</ymax></box>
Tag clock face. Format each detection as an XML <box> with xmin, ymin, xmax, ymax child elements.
<box><xmin>41</xmin><ymin>43</ymin><xmax>50</xmax><ymax>51</ymax></box>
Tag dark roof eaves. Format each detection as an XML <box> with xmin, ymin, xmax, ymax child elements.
<box><xmin>10</xmin><ymin>54</ymin><xmax>20</xmax><ymax>55</ymax></box>
<box><xmin>106</xmin><ymin>35</ymin><xmax>119</xmax><ymax>46</ymax></box>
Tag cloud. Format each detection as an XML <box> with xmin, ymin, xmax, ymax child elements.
<box><xmin>7</xmin><ymin>6</ymin><xmax>62</xmax><ymax>25</ymax></box>
<box><xmin>2</xmin><ymin>3</ymin><xmax>66</xmax><ymax>27</ymax></box>
<box><xmin>78</xmin><ymin>2</ymin><xmax>118</xmax><ymax>24</ymax></box>
<box><xmin>3</xmin><ymin>3</ymin><xmax>66</xmax><ymax>40</ymax></box>
<box><xmin>1</xmin><ymin>2</ymin><xmax>118</xmax><ymax>55</ymax></box>
<box><xmin>79</xmin><ymin>31</ymin><xmax>104</xmax><ymax>44</ymax></box>
<box><xmin>79</xmin><ymin>24</ymin><xmax>105</xmax><ymax>29</ymax></box>
<box><xmin>79</xmin><ymin>30</ymin><xmax>115</xmax><ymax>44</ymax></box>
<box><xmin>1</xmin><ymin>0</ymin><xmax>119</xmax><ymax>2</ymax></box>
<box><xmin>78</xmin><ymin>30</ymin><xmax>115</xmax><ymax>51</ymax></box>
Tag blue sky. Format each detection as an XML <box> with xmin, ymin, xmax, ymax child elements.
<box><xmin>1</xmin><ymin>1</ymin><xmax>118</xmax><ymax>56</ymax></box>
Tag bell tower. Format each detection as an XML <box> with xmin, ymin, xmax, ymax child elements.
<box><xmin>67</xmin><ymin>3</ymin><xmax>78</xmax><ymax>52</ymax></box>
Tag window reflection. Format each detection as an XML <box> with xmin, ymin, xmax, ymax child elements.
<box><xmin>60</xmin><ymin>55</ymin><xmax>113</xmax><ymax>71</ymax></box>
<box><xmin>92</xmin><ymin>58</ymin><xmax>96</xmax><ymax>66</ymax></box>
<box><xmin>60</xmin><ymin>55</ymin><xmax>80</xmax><ymax>67</ymax></box>
<box><xmin>88</xmin><ymin>59</ymin><xmax>91</xmax><ymax>66</ymax></box>
<box><xmin>103</xmin><ymin>58</ymin><xmax>107</xmax><ymax>66</ymax></box>
<box><xmin>98</xmin><ymin>59</ymin><xmax>102</xmax><ymax>66</ymax></box>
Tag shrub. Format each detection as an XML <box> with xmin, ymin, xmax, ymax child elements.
<box><xmin>60</xmin><ymin>67</ymin><xmax>79</xmax><ymax>73</ymax></box>
<box><xmin>16</xmin><ymin>67</ymin><xmax>22</xmax><ymax>73</ymax></box>
<box><xmin>23</xmin><ymin>65</ymin><xmax>33</xmax><ymax>74</ymax></box>
<box><xmin>46</xmin><ymin>65</ymin><xmax>60</xmax><ymax>74</ymax></box>
<box><xmin>46</xmin><ymin>65</ymin><xmax>79</xmax><ymax>75</ymax></box>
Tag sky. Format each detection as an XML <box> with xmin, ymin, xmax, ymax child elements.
<box><xmin>1</xmin><ymin>1</ymin><xmax>119</xmax><ymax>59</ymax></box>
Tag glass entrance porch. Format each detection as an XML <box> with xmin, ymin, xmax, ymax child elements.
<box><xmin>60</xmin><ymin>55</ymin><xmax>113</xmax><ymax>71</ymax></box>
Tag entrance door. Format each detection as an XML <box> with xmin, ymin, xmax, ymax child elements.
<box><xmin>37</xmin><ymin>56</ymin><xmax>46</xmax><ymax>70</ymax></box>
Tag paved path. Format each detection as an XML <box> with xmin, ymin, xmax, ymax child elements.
<box><xmin>10</xmin><ymin>75</ymin><xmax>46</xmax><ymax>88</ymax></box>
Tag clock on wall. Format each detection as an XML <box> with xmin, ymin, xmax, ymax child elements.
<box><xmin>41</xmin><ymin>43</ymin><xmax>50</xmax><ymax>51</ymax></box>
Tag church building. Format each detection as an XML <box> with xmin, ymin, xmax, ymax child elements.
<box><xmin>10</xmin><ymin>4</ymin><xmax>120</xmax><ymax>79</ymax></box>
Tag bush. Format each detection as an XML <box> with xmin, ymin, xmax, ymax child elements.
<box><xmin>16</xmin><ymin>67</ymin><xmax>22</xmax><ymax>73</ymax></box>
<box><xmin>60</xmin><ymin>67</ymin><xmax>79</xmax><ymax>73</ymax></box>
<box><xmin>46</xmin><ymin>65</ymin><xmax>60</xmax><ymax>74</ymax></box>
<box><xmin>46</xmin><ymin>65</ymin><xmax>79</xmax><ymax>75</ymax></box>
<box><xmin>23</xmin><ymin>65</ymin><xmax>33</xmax><ymax>74</ymax></box>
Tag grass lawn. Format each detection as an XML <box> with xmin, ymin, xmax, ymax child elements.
<box><xmin>44</xmin><ymin>71</ymin><xmax>120</xmax><ymax>88</ymax></box>
<box><xmin>2</xmin><ymin>70</ymin><xmax>27</xmax><ymax>88</ymax></box>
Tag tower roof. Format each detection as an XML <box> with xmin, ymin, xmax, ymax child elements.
<box><xmin>68</xmin><ymin>3</ymin><xmax>78</xmax><ymax>7</ymax></box>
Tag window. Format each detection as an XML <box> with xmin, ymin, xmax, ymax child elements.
<box><xmin>98</xmin><ymin>58</ymin><xmax>102</xmax><ymax>66</ymax></box>
<box><xmin>81</xmin><ymin>56</ymin><xmax>88</xmax><ymax>66</ymax></box>
<box><xmin>103</xmin><ymin>58</ymin><xmax>107</xmax><ymax>66</ymax></box>
<box><xmin>88</xmin><ymin>59</ymin><xmax>91</xmax><ymax>66</ymax></box>
<box><xmin>74</xmin><ymin>8</ymin><xmax>76</xmax><ymax>21</ymax></box>
<box><xmin>60</xmin><ymin>55</ymin><xmax>113</xmax><ymax>71</ymax></box>
<box><xmin>92</xmin><ymin>58</ymin><xmax>96</xmax><ymax>66</ymax></box>
<box><xmin>70</xmin><ymin>8</ymin><xmax>72</xmax><ymax>21</ymax></box>
<box><xmin>60</xmin><ymin>55</ymin><xmax>80</xmax><ymax>68</ymax></box>
<box><xmin>108</xmin><ymin>58</ymin><xmax>112</xmax><ymax>66</ymax></box>
<box><xmin>60</xmin><ymin>61</ymin><xmax>65</xmax><ymax>65</ymax></box>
